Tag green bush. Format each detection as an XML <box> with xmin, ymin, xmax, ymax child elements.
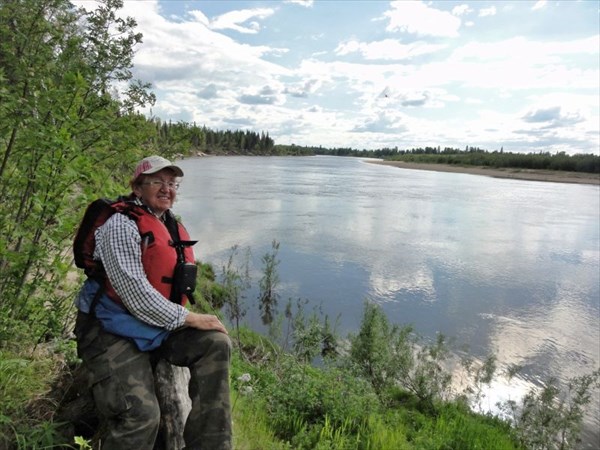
<box><xmin>265</xmin><ymin>357</ymin><xmax>378</xmax><ymax>444</ymax></box>
<box><xmin>498</xmin><ymin>370</ymin><xmax>600</xmax><ymax>450</ymax></box>
<box><xmin>348</xmin><ymin>302</ymin><xmax>453</xmax><ymax>410</ymax></box>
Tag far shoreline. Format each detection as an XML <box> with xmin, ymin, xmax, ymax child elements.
<box><xmin>367</xmin><ymin>160</ymin><xmax>600</xmax><ymax>186</ymax></box>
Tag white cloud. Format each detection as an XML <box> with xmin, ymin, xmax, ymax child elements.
<box><xmin>209</xmin><ymin>8</ymin><xmax>274</xmax><ymax>34</ymax></box>
<box><xmin>309</xmin><ymin>34</ymin><xmax>600</xmax><ymax>94</ymax></box>
<box><xmin>239</xmin><ymin>85</ymin><xmax>284</xmax><ymax>105</ymax></box>
<box><xmin>352</xmin><ymin>111</ymin><xmax>408</xmax><ymax>133</ymax></box>
<box><xmin>452</xmin><ymin>4</ymin><xmax>473</xmax><ymax>16</ymax></box>
<box><xmin>284</xmin><ymin>0</ymin><xmax>314</xmax><ymax>7</ymax></box>
<box><xmin>479</xmin><ymin>6</ymin><xmax>497</xmax><ymax>17</ymax></box>
<box><xmin>125</xmin><ymin>3</ymin><xmax>289</xmax><ymax>82</ymax></box>
<box><xmin>532</xmin><ymin>0</ymin><xmax>548</xmax><ymax>11</ymax></box>
<box><xmin>448</xmin><ymin>35</ymin><xmax>599</xmax><ymax>77</ymax></box>
<box><xmin>384</xmin><ymin>0</ymin><xmax>461</xmax><ymax>37</ymax></box>
<box><xmin>71</xmin><ymin>0</ymin><xmax>101</xmax><ymax>11</ymax></box>
<box><xmin>284</xmin><ymin>78</ymin><xmax>322</xmax><ymax>97</ymax></box>
<box><xmin>522</xmin><ymin>106</ymin><xmax>584</xmax><ymax>126</ymax></box>
<box><xmin>335</xmin><ymin>39</ymin><xmax>447</xmax><ymax>60</ymax></box>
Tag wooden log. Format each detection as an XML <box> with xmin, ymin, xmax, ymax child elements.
<box><xmin>57</xmin><ymin>362</ymin><xmax>192</xmax><ymax>449</ymax></box>
<box><xmin>153</xmin><ymin>361</ymin><xmax>192</xmax><ymax>450</ymax></box>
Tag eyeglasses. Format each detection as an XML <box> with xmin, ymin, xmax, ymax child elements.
<box><xmin>141</xmin><ymin>180</ymin><xmax>180</xmax><ymax>191</ymax></box>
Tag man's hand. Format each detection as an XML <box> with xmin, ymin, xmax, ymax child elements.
<box><xmin>184</xmin><ymin>312</ymin><xmax>228</xmax><ymax>334</ymax></box>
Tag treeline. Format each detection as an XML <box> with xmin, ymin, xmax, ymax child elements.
<box><xmin>270</xmin><ymin>145</ymin><xmax>599</xmax><ymax>174</ymax></box>
<box><xmin>153</xmin><ymin>119</ymin><xmax>276</xmax><ymax>155</ymax></box>
<box><xmin>273</xmin><ymin>143</ymin><xmax>349</xmax><ymax>156</ymax></box>
<box><xmin>385</xmin><ymin>147</ymin><xmax>600</xmax><ymax>174</ymax></box>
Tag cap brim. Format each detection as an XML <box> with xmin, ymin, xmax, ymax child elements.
<box><xmin>142</xmin><ymin>165</ymin><xmax>184</xmax><ymax>177</ymax></box>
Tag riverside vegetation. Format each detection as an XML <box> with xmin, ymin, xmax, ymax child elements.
<box><xmin>2</xmin><ymin>241</ymin><xmax>600</xmax><ymax>449</ymax></box>
<box><xmin>1</xmin><ymin>1</ymin><xmax>599</xmax><ymax>448</ymax></box>
<box><xmin>6</xmin><ymin>242</ymin><xmax>600</xmax><ymax>449</ymax></box>
<box><xmin>194</xmin><ymin>243</ymin><xmax>600</xmax><ymax>450</ymax></box>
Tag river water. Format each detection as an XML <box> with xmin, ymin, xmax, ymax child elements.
<box><xmin>176</xmin><ymin>155</ymin><xmax>600</xmax><ymax>446</ymax></box>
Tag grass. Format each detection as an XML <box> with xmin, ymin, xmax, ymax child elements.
<box><xmin>0</xmin><ymin>349</ymin><xmax>67</xmax><ymax>449</ymax></box>
<box><xmin>1</xmin><ymin>321</ymin><xmax>595</xmax><ymax>450</ymax></box>
<box><xmin>232</xmin><ymin>395</ymin><xmax>292</xmax><ymax>450</ymax></box>
<box><xmin>227</xmin><ymin>329</ymin><xmax>525</xmax><ymax>450</ymax></box>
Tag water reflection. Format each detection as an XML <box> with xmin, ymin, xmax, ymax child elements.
<box><xmin>177</xmin><ymin>156</ymin><xmax>599</xmax><ymax>446</ymax></box>
<box><xmin>369</xmin><ymin>265</ymin><xmax>436</xmax><ymax>303</ymax></box>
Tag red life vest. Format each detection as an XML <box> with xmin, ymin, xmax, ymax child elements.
<box><xmin>102</xmin><ymin>202</ymin><xmax>196</xmax><ymax>306</ymax></box>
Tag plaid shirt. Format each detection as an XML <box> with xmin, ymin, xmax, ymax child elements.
<box><xmin>93</xmin><ymin>202</ymin><xmax>188</xmax><ymax>330</ymax></box>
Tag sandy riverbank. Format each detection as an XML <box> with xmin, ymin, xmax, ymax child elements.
<box><xmin>368</xmin><ymin>160</ymin><xmax>600</xmax><ymax>185</ymax></box>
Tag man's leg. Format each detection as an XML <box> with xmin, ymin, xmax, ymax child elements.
<box><xmin>157</xmin><ymin>328</ymin><xmax>232</xmax><ymax>450</ymax></box>
<box><xmin>75</xmin><ymin>312</ymin><xmax>160</xmax><ymax>450</ymax></box>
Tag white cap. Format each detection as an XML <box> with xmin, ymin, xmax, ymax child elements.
<box><xmin>133</xmin><ymin>155</ymin><xmax>184</xmax><ymax>180</ymax></box>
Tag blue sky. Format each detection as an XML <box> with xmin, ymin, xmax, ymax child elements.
<box><xmin>74</xmin><ymin>0</ymin><xmax>599</xmax><ymax>155</ymax></box>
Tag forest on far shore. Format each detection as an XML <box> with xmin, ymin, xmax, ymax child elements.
<box><xmin>155</xmin><ymin>120</ymin><xmax>599</xmax><ymax>174</ymax></box>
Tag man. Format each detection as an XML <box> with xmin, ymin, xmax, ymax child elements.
<box><xmin>74</xmin><ymin>155</ymin><xmax>231</xmax><ymax>449</ymax></box>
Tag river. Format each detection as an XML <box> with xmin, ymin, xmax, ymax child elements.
<box><xmin>176</xmin><ymin>155</ymin><xmax>599</xmax><ymax>447</ymax></box>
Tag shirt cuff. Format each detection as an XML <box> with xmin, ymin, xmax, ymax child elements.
<box><xmin>168</xmin><ymin>305</ymin><xmax>190</xmax><ymax>330</ymax></box>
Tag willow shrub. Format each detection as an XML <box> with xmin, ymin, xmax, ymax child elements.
<box><xmin>0</xmin><ymin>0</ymin><xmax>155</xmax><ymax>349</ymax></box>
<box><xmin>348</xmin><ymin>301</ymin><xmax>453</xmax><ymax>411</ymax></box>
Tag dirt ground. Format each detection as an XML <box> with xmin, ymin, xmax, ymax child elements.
<box><xmin>367</xmin><ymin>160</ymin><xmax>600</xmax><ymax>185</ymax></box>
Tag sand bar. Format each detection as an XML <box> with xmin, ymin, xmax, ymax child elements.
<box><xmin>368</xmin><ymin>160</ymin><xmax>600</xmax><ymax>186</ymax></box>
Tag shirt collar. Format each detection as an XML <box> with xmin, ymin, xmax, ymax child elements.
<box><xmin>133</xmin><ymin>196</ymin><xmax>168</xmax><ymax>221</ymax></box>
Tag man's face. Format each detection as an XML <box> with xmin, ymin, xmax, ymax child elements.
<box><xmin>133</xmin><ymin>168</ymin><xmax>179</xmax><ymax>215</ymax></box>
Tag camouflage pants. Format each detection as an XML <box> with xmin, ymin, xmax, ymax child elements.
<box><xmin>75</xmin><ymin>312</ymin><xmax>232</xmax><ymax>450</ymax></box>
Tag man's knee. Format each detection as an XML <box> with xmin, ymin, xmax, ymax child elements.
<box><xmin>161</xmin><ymin>329</ymin><xmax>231</xmax><ymax>367</ymax></box>
<box><xmin>188</xmin><ymin>330</ymin><xmax>231</xmax><ymax>369</ymax></box>
<box><xmin>208</xmin><ymin>331</ymin><xmax>232</xmax><ymax>359</ymax></box>
<box><xmin>197</xmin><ymin>331</ymin><xmax>232</xmax><ymax>372</ymax></box>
